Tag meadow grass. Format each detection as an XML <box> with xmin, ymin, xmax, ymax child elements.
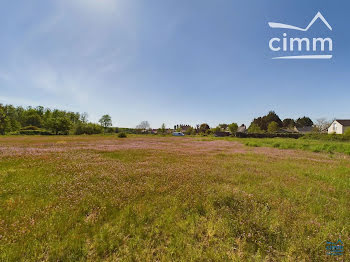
<box><xmin>199</xmin><ymin>136</ymin><xmax>350</xmax><ymax>155</ymax></box>
<box><xmin>0</xmin><ymin>135</ymin><xmax>349</xmax><ymax>261</ymax></box>
<box><xmin>244</xmin><ymin>138</ymin><xmax>350</xmax><ymax>155</ymax></box>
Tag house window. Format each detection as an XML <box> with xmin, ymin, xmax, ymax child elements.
<box><xmin>333</xmin><ymin>123</ymin><xmax>337</xmax><ymax>131</ymax></box>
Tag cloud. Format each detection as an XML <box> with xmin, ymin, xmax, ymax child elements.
<box><xmin>27</xmin><ymin>63</ymin><xmax>93</xmax><ymax>104</ymax></box>
<box><xmin>1</xmin><ymin>59</ymin><xmax>96</xmax><ymax>107</ymax></box>
<box><xmin>0</xmin><ymin>0</ymin><xmax>143</xmax><ymax>121</ymax></box>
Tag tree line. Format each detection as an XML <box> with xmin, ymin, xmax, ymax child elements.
<box><xmin>247</xmin><ymin>111</ymin><xmax>315</xmax><ymax>133</ymax></box>
<box><xmin>0</xmin><ymin>104</ymin><xmax>113</xmax><ymax>135</ymax></box>
<box><xmin>0</xmin><ymin>104</ymin><xmax>329</xmax><ymax>136</ymax></box>
<box><xmin>172</xmin><ymin>111</ymin><xmax>317</xmax><ymax>135</ymax></box>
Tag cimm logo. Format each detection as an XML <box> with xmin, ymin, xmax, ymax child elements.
<box><xmin>268</xmin><ymin>12</ymin><xmax>333</xmax><ymax>59</ymax></box>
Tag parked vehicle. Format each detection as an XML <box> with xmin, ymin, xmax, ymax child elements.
<box><xmin>172</xmin><ymin>132</ymin><xmax>185</xmax><ymax>136</ymax></box>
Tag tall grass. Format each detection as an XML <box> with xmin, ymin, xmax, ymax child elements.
<box><xmin>0</xmin><ymin>136</ymin><xmax>349</xmax><ymax>261</ymax></box>
<box><xmin>242</xmin><ymin>138</ymin><xmax>350</xmax><ymax>155</ymax></box>
<box><xmin>199</xmin><ymin>136</ymin><xmax>350</xmax><ymax>155</ymax></box>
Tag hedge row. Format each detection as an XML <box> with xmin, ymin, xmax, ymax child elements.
<box><xmin>18</xmin><ymin>130</ymin><xmax>53</xmax><ymax>135</ymax></box>
<box><xmin>302</xmin><ymin>133</ymin><xmax>350</xmax><ymax>141</ymax></box>
<box><xmin>236</xmin><ymin>132</ymin><xmax>303</xmax><ymax>139</ymax></box>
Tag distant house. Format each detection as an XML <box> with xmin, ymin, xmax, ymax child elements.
<box><xmin>237</xmin><ymin>124</ymin><xmax>247</xmax><ymax>133</ymax></box>
<box><xmin>293</xmin><ymin>126</ymin><xmax>313</xmax><ymax>134</ymax></box>
<box><xmin>174</xmin><ymin>124</ymin><xmax>192</xmax><ymax>133</ymax></box>
<box><xmin>328</xmin><ymin>120</ymin><xmax>350</xmax><ymax>134</ymax></box>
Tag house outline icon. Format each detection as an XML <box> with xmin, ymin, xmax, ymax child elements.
<box><xmin>268</xmin><ymin>12</ymin><xmax>332</xmax><ymax>31</ymax></box>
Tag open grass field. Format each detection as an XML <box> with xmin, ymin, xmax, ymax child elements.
<box><xmin>0</xmin><ymin>135</ymin><xmax>349</xmax><ymax>261</ymax></box>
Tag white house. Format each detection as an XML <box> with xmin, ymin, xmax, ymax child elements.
<box><xmin>328</xmin><ymin>120</ymin><xmax>350</xmax><ymax>134</ymax></box>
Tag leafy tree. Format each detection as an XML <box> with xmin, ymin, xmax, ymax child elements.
<box><xmin>25</xmin><ymin>112</ymin><xmax>43</xmax><ymax>127</ymax></box>
<box><xmin>99</xmin><ymin>115</ymin><xmax>112</xmax><ymax>129</ymax></box>
<box><xmin>282</xmin><ymin>118</ymin><xmax>295</xmax><ymax>128</ymax></box>
<box><xmin>228</xmin><ymin>123</ymin><xmax>238</xmax><ymax>134</ymax></box>
<box><xmin>35</xmin><ymin>106</ymin><xmax>44</xmax><ymax>116</ymax></box>
<box><xmin>15</xmin><ymin>106</ymin><xmax>26</xmax><ymax>126</ymax></box>
<box><xmin>295</xmin><ymin>117</ymin><xmax>313</xmax><ymax>127</ymax></box>
<box><xmin>264</xmin><ymin>111</ymin><xmax>283</xmax><ymax>128</ymax></box>
<box><xmin>219</xmin><ymin>124</ymin><xmax>228</xmax><ymax>130</ymax></box>
<box><xmin>214</xmin><ymin>126</ymin><xmax>221</xmax><ymax>133</ymax></box>
<box><xmin>0</xmin><ymin>103</ymin><xmax>106</xmax><ymax>136</ymax></box>
<box><xmin>0</xmin><ymin>104</ymin><xmax>9</xmax><ymax>135</ymax></box>
<box><xmin>80</xmin><ymin>112</ymin><xmax>89</xmax><ymax>123</ymax></box>
<box><xmin>6</xmin><ymin>105</ymin><xmax>21</xmax><ymax>132</ymax></box>
<box><xmin>250</xmin><ymin>111</ymin><xmax>282</xmax><ymax>131</ymax></box>
<box><xmin>74</xmin><ymin>123</ymin><xmax>103</xmax><ymax>135</ymax></box>
<box><xmin>199</xmin><ymin>123</ymin><xmax>210</xmax><ymax>134</ymax></box>
<box><xmin>248</xmin><ymin>123</ymin><xmax>264</xmax><ymax>134</ymax></box>
<box><xmin>267</xmin><ymin>121</ymin><xmax>279</xmax><ymax>133</ymax></box>
<box><xmin>185</xmin><ymin>126</ymin><xmax>194</xmax><ymax>135</ymax></box>
<box><xmin>52</xmin><ymin>109</ymin><xmax>65</xmax><ymax>119</ymax></box>
<box><xmin>67</xmin><ymin>112</ymin><xmax>81</xmax><ymax>125</ymax></box>
<box><xmin>48</xmin><ymin>117</ymin><xmax>72</xmax><ymax>135</ymax></box>
<box><xmin>160</xmin><ymin>123</ymin><xmax>166</xmax><ymax>134</ymax></box>
<box><xmin>42</xmin><ymin>110</ymin><xmax>52</xmax><ymax>129</ymax></box>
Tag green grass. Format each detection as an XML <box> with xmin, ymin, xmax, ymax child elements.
<box><xmin>199</xmin><ymin>136</ymin><xmax>350</xmax><ymax>155</ymax></box>
<box><xmin>243</xmin><ymin>138</ymin><xmax>350</xmax><ymax>155</ymax></box>
<box><xmin>0</xmin><ymin>135</ymin><xmax>349</xmax><ymax>261</ymax></box>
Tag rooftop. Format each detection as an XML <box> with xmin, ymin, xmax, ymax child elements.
<box><xmin>335</xmin><ymin>120</ymin><xmax>350</xmax><ymax>126</ymax></box>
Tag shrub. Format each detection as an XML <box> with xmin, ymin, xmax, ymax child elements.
<box><xmin>74</xmin><ymin>123</ymin><xmax>103</xmax><ymax>135</ymax></box>
<box><xmin>228</xmin><ymin>123</ymin><xmax>238</xmax><ymax>134</ymax></box>
<box><xmin>19</xmin><ymin>130</ymin><xmax>53</xmax><ymax>135</ymax></box>
<box><xmin>302</xmin><ymin>133</ymin><xmax>350</xmax><ymax>141</ymax></box>
<box><xmin>344</xmin><ymin>129</ymin><xmax>350</xmax><ymax>138</ymax></box>
<box><xmin>105</xmin><ymin>127</ymin><xmax>115</xmax><ymax>133</ymax></box>
<box><xmin>245</xmin><ymin>142</ymin><xmax>260</xmax><ymax>147</ymax></box>
<box><xmin>185</xmin><ymin>127</ymin><xmax>194</xmax><ymax>135</ymax></box>
<box><xmin>248</xmin><ymin>123</ymin><xmax>264</xmax><ymax>134</ymax></box>
<box><xmin>267</xmin><ymin>121</ymin><xmax>279</xmax><ymax>133</ymax></box>
<box><xmin>199</xmin><ymin>123</ymin><xmax>210</xmax><ymax>134</ymax></box>
<box><xmin>236</xmin><ymin>133</ymin><xmax>302</xmax><ymax>139</ymax></box>
<box><xmin>47</xmin><ymin>117</ymin><xmax>72</xmax><ymax>135</ymax></box>
<box><xmin>118</xmin><ymin>132</ymin><xmax>127</xmax><ymax>138</ymax></box>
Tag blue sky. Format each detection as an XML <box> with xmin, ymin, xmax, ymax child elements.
<box><xmin>0</xmin><ymin>0</ymin><xmax>348</xmax><ymax>128</ymax></box>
